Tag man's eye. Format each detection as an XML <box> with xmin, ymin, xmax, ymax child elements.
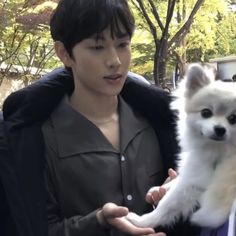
<box><xmin>119</xmin><ymin>42</ymin><xmax>130</xmax><ymax>48</ymax></box>
<box><xmin>201</xmin><ymin>108</ymin><xmax>213</xmax><ymax>118</ymax></box>
<box><xmin>228</xmin><ymin>114</ymin><xmax>236</xmax><ymax>125</ymax></box>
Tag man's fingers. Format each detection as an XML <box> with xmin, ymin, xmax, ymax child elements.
<box><xmin>163</xmin><ymin>168</ymin><xmax>177</xmax><ymax>184</ymax></box>
<box><xmin>157</xmin><ymin>186</ymin><xmax>166</xmax><ymax>199</ymax></box>
<box><xmin>109</xmin><ymin>216</ymin><xmax>155</xmax><ymax>235</ymax></box>
<box><xmin>155</xmin><ymin>233</ymin><xmax>166</xmax><ymax>236</ymax></box>
<box><xmin>103</xmin><ymin>203</ymin><xmax>129</xmax><ymax>218</ymax></box>
<box><xmin>145</xmin><ymin>188</ymin><xmax>158</xmax><ymax>204</ymax></box>
<box><xmin>145</xmin><ymin>186</ymin><xmax>167</xmax><ymax>204</ymax></box>
<box><xmin>146</xmin><ymin>233</ymin><xmax>166</xmax><ymax>236</ymax></box>
<box><xmin>168</xmin><ymin>168</ymin><xmax>177</xmax><ymax>179</ymax></box>
<box><xmin>101</xmin><ymin>203</ymin><xmax>163</xmax><ymax>235</ymax></box>
<box><xmin>141</xmin><ymin>231</ymin><xmax>167</xmax><ymax>236</ymax></box>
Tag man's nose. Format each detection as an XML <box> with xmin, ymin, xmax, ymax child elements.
<box><xmin>106</xmin><ymin>48</ymin><xmax>121</xmax><ymax>69</ymax></box>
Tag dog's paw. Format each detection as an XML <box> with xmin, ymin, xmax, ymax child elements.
<box><xmin>126</xmin><ymin>212</ymin><xmax>145</xmax><ymax>227</ymax></box>
<box><xmin>126</xmin><ymin>212</ymin><xmax>156</xmax><ymax>228</ymax></box>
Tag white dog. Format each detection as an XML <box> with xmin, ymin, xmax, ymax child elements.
<box><xmin>127</xmin><ymin>63</ymin><xmax>236</xmax><ymax>229</ymax></box>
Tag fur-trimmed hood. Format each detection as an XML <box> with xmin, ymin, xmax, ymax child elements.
<box><xmin>3</xmin><ymin>68</ymin><xmax>74</xmax><ymax>128</ymax></box>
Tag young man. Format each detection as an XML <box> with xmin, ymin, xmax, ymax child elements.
<box><xmin>0</xmin><ymin>0</ymin><xmax>199</xmax><ymax>235</ymax></box>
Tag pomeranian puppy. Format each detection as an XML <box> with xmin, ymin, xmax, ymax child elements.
<box><xmin>127</xmin><ymin>63</ymin><xmax>236</xmax><ymax>229</ymax></box>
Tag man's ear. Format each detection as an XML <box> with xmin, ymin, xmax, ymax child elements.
<box><xmin>54</xmin><ymin>41</ymin><xmax>72</xmax><ymax>67</ymax></box>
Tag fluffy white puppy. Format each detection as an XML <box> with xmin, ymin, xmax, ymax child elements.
<box><xmin>127</xmin><ymin>63</ymin><xmax>236</xmax><ymax>228</ymax></box>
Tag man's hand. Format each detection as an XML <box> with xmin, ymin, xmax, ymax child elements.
<box><xmin>97</xmin><ymin>202</ymin><xmax>166</xmax><ymax>235</ymax></box>
<box><xmin>146</xmin><ymin>168</ymin><xmax>177</xmax><ymax>205</ymax></box>
<box><xmin>96</xmin><ymin>169</ymin><xmax>177</xmax><ymax>235</ymax></box>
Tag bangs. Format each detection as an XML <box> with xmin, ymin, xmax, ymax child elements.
<box><xmin>94</xmin><ymin>0</ymin><xmax>135</xmax><ymax>38</ymax></box>
<box><xmin>51</xmin><ymin>0</ymin><xmax>135</xmax><ymax>55</ymax></box>
<box><xmin>73</xmin><ymin>0</ymin><xmax>135</xmax><ymax>41</ymax></box>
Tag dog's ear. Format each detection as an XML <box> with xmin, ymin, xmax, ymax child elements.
<box><xmin>185</xmin><ymin>63</ymin><xmax>215</xmax><ymax>98</ymax></box>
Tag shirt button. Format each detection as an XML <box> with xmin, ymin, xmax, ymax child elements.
<box><xmin>127</xmin><ymin>194</ymin><xmax>133</xmax><ymax>201</ymax></box>
<box><xmin>121</xmin><ymin>156</ymin><xmax>125</xmax><ymax>161</ymax></box>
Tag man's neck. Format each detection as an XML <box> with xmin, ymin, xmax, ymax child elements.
<box><xmin>69</xmin><ymin>89</ymin><xmax>120</xmax><ymax>150</ymax></box>
<box><xmin>69</xmin><ymin>89</ymin><xmax>119</xmax><ymax>124</ymax></box>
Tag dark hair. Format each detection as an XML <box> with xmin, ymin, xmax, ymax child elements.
<box><xmin>50</xmin><ymin>0</ymin><xmax>135</xmax><ymax>56</ymax></box>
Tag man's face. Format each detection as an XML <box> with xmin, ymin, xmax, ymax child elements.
<box><xmin>68</xmin><ymin>27</ymin><xmax>132</xmax><ymax>98</ymax></box>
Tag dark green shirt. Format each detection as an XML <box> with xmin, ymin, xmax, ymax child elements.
<box><xmin>42</xmin><ymin>96</ymin><xmax>164</xmax><ymax>236</ymax></box>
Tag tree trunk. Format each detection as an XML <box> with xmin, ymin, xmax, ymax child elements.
<box><xmin>131</xmin><ymin>0</ymin><xmax>205</xmax><ymax>86</ymax></box>
<box><xmin>155</xmin><ymin>40</ymin><xmax>168</xmax><ymax>87</ymax></box>
<box><xmin>175</xmin><ymin>0</ymin><xmax>187</xmax><ymax>79</ymax></box>
<box><xmin>153</xmin><ymin>39</ymin><xmax>168</xmax><ymax>86</ymax></box>
<box><xmin>154</xmin><ymin>0</ymin><xmax>176</xmax><ymax>86</ymax></box>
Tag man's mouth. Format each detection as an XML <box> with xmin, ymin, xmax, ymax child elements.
<box><xmin>103</xmin><ymin>74</ymin><xmax>122</xmax><ymax>80</ymax></box>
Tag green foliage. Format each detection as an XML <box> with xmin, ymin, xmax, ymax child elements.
<box><xmin>209</xmin><ymin>11</ymin><xmax>236</xmax><ymax>58</ymax></box>
<box><xmin>129</xmin><ymin>0</ymin><xmax>236</xmax><ymax>83</ymax></box>
<box><xmin>131</xmin><ymin>29</ymin><xmax>154</xmax><ymax>79</ymax></box>
<box><xmin>0</xmin><ymin>0</ymin><xmax>60</xmax><ymax>85</ymax></box>
<box><xmin>184</xmin><ymin>0</ymin><xmax>230</xmax><ymax>61</ymax></box>
<box><xmin>0</xmin><ymin>0</ymin><xmax>235</xmax><ymax>86</ymax></box>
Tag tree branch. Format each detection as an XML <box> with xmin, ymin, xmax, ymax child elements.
<box><xmin>135</xmin><ymin>0</ymin><xmax>160</xmax><ymax>46</ymax></box>
<box><xmin>147</xmin><ymin>0</ymin><xmax>164</xmax><ymax>31</ymax></box>
<box><xmin>164</xmin><ymin>0</ymin><xmax>176</xmax><ymax>33</ymax></box>
<box><xmin>169</xmin><ymin>0</ymin><xmax>205</xmax><ymax>48</ymax></box>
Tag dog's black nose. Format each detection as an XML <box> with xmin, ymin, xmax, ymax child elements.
<box><xmin>214</xmin><ymin>126</ymin><xmax>226</xmax><ymax>137</ymax></box>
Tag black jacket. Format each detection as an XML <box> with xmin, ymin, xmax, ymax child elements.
<box><xmin>0</xmin><ymin>68</ymin><xmax>199</xmax><ymax>236</ymax></box>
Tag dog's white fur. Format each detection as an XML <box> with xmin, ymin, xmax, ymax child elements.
<box><xmin>127</xmin><ymin>63</ymin><xmax>236</xmax><ymax>228</ymax></box>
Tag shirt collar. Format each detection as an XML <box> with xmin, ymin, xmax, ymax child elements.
<box><xmin>119</xmin><ymin>96</ymin><xmax>149</xmax><ymax>152</ymax></box>
<box><xmin>50</xmin><ymin>96</ymin><xmax>149</xmax><ymax>157</ymax></box>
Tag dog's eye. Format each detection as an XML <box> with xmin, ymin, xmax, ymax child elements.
<box><xmin>228</xmin><ymin>114</ymin><xmax>236</xmax><ymax>125</ymax></box>
<box><xmin>201</xmin><ymin>109</ymin><xmax>212</xmax><ymax>118</ymax></box>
